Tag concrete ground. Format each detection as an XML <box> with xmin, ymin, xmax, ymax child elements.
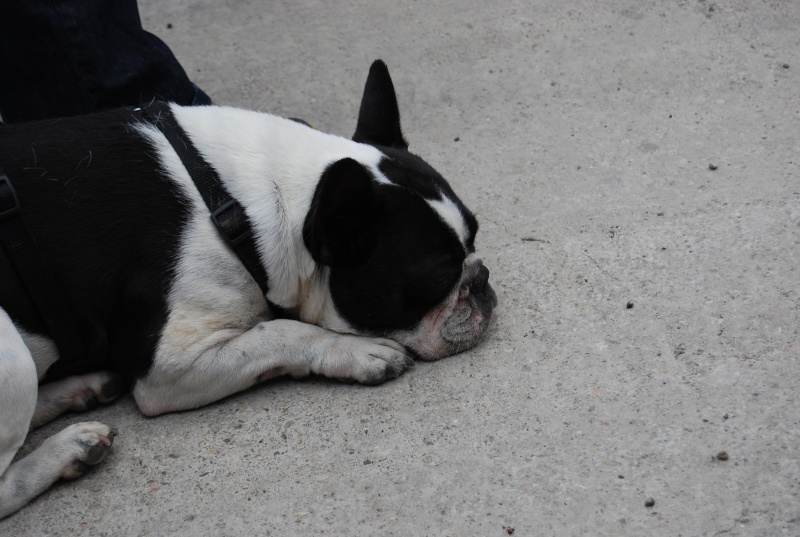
<box><xmin>2</xmin><ymin>0</ymin><xmax>798</xmax><ymax>535</ymax></box>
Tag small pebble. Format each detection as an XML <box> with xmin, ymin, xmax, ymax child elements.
<box><xmin>454</xmin><ymin>137</ymin><xmax>460</xmax><ymax>142</ymax></box>
<box><xmin>783</xmin><ymin>63</ymin><xmax>790</xmax><ymax>69</ymax></box>
<box><xmin>644</xmin><ymin>498</ymin><xmax>655</xmax><ymax>508</ymax></box>
<box><xmin>716</xmin><ymin>451</ymin><xmax>729</xmax><ymax>461</ymax></box>
<box><xmin>709</xmin><ymin>163</ymin><xmax>718</xmax><ymax>170</ymax></box>
<box><xmin>626</xmin><ymin>301</ymin><xmax>634</xmax><ymax>309</ymax></box>
<box><xmin>167</xmin><ymin>23</ymin><xmax>173</xmax><ymax>29</ymax></box>
<box><xmin>723</xmin><ymin>413</ymin><xmax>729</xmax><ymax>420</ymax></box>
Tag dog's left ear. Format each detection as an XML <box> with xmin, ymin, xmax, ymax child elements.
<box><xmin>303</xmin><ymin>158</ymin><xmax>384</xmax><ymax>268</ymax></box>
<box><xmin>352</xmin><ymin>60</ymin><xmax>409</xmax><ymax>150</ymax></box>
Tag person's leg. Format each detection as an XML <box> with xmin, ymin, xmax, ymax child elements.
<box><xmin>0</xmin><ymin>0</ymin><xmax>209</xmax><ymax>124</ymax></box>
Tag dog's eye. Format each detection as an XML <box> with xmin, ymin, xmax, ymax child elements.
<box><xmin>428</xmin><ymin>270</ymin><xmax>457</xmax><ymax>292</ymax></box>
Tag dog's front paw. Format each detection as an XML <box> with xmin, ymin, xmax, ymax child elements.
<box><xmin>319</xmin><ymin>335</ymin><xmax>415</xmax><ymax>385</ymax></box>
<box><xmin>42</xmin><ymin>422</ymin><xmax>116</xmax><ymax>480</ymax></box>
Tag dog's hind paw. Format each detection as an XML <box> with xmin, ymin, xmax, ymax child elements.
<box><xmin>41</xmin><ymin>422</ymin><xmax>116</xmax><ymax>480</ymax></box>
<box><xmin>69</xmin><ymin>373</ymin><xmax>124</xmax><ymax>412</ymax></box>
<box><xmin>0</xmin><ymin>421</ymin><xmax>117</xmax><ymax>518</ymax></box>
<box><xmin>32</xmin><ymin>372</ymin><xmax>125</xmax><ymax>429</ymax></box>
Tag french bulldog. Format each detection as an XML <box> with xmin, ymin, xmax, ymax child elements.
<box><xmin>0</xmin><ymin>60</ymin><xmax>496</xmax><ymax>518</ymax></box>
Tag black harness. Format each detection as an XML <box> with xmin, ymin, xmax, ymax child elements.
<box><xmin>0</xmin><ymin>102</ymin><xmax>271</xmax><ymax>371</ymax></box>
<box><xmin>140</xmin><ymin>102</ymin><xmax>270</xmax><ymax>296</ymax></box>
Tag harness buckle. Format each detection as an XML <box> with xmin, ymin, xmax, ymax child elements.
<box><xmin>211</xmin><ymin>199</ymin><xmax>250</xmax><ymax>246</ymax></box>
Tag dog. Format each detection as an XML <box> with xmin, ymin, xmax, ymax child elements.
<box><xmin>0</xmin><ymin>60</ymin><xmax>496</xmax><ymax>518</ymax></box>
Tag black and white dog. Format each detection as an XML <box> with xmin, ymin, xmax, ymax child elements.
<box><xmin>0</xmin><ymin>61</ymin><xmax>496</xmax><ymax>518</ymax></box>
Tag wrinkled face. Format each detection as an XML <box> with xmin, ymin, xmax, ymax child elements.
<box><xmin>323</xmin><ymin>152</ymin><xmax>497</xmax><ymax>360</ymax></box>
<box><xmin>388</xmin><ymin>253</ymin><xmax>497</xmax><ymax>360</ymax></box>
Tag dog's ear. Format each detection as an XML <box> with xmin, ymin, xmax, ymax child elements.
<box><xmin>303</xmin><ymin>158</ymin><xmax>384</xmax><ymax>268</ymax></box>
<box><xmin>352</xmin><ymin>60</ymin><xmax>408</xmax><ymax>149</ymax></box>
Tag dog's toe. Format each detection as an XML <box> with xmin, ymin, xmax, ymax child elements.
<box><xmin>356</xmin><ymin>339</ymin><xmax>415</xmax><ymax>385</ymax></box>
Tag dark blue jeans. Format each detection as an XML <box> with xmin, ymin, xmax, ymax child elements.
<box><xmin>0</xmin><ymin>0</ymin><xmax>209</xmax><ymax>124</ymax></box>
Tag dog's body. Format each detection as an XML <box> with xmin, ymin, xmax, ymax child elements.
<box><xmin>0</xmin><ymin>61</ymin><xmax>495</xmax><ymax>518</ymax></box>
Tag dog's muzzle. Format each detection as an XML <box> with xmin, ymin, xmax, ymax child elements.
<box><xmin>436</xmin><ymin>257</ymin><xmax>497</xmax><ymax>355</ymax></box>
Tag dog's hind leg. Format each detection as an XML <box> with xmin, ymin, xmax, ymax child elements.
<box><xmin>0</xmin><ymin>421</ymin><xmax>115</xmax><ymax>519</ymax></box>
<box><xmin>0</xmin><ymin>308</ymin><xmax>38</xmax><ymax>518</ymax></box>
<box><xmin>0</xmin><ymin>310</ymin><xmax>115</xmax><ymax>519</ymax></box>
<box><xmin>31</xmin><ymin>372</ymin><xmax>124</xmax><ymax>429</ymax></box>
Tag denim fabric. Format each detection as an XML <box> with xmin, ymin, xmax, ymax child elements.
<box><xmin>0</xmin><ymin>0</ymin><xmax>209</xmax><ymax>124</ymax></box>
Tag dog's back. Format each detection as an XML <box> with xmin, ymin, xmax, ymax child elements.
<box><xmin>0</xmin><ymin>110</ymin><xmax>189</xmax><ymax>381</ymax></box>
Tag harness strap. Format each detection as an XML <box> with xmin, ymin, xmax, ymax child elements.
<box><xmin>141</xmin><ymin>102</ymin><xmax>271</xmax><ymax>297</ymax></box>
<box><xmin>0</xmin><ymin>165</ymin><xmax>88</xmax><ymax>368</ymax></box>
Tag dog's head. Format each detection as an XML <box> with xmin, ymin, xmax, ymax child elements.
<box><xmin>303</xmin><ymin>60</ymin><xmax>496</xmax><ymax>360</ymax></box>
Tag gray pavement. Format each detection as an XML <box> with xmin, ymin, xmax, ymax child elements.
<box><xmin>2</xmin><ymin>1</ymin><xmax>799</xmax><ymax>535</ymax></box>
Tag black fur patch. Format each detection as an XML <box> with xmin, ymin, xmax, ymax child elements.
<box><xmin>336</xmin><ymin>60</ymin><xmax>480</xmax><ymax>332</ymax></box>
<box><xmin>329</xmin><ymin>183</ymin><xmax>466</xmax><ymax>333</ymax></box>
<box><xmin>0</xmin><ymin>108</ymin><xmax>190</xmax><ymax>382</ymax></box>
<box><xmin>304</xmin><ymin>155</ymin><xmax>473</xmax><ymax>334</ymax></box>
<box><xmin>379</xmin><ymin>149</ymin><xmax>478</xmax><ymax>252</ymax></box>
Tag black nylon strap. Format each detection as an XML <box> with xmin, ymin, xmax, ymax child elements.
<box><xmin>142</xmin><ymin>102</ymin><xmax>270</xmax><ymax>297</ymax></box>
<box><xmin>0</xmin><ymin>167</ymin><xmax>88</xmax><ymax>368</ymax></box>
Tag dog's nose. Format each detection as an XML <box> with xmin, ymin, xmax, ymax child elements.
<box><xmin>470</xmin><ymin>264</ymin><xmax>490</xmax><ymax>296</ymax></box>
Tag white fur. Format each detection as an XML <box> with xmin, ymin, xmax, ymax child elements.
<box><xmin>168</xmin><ymin>105</ymin><xmax>384</xmax><ymax>311</ymax></box>
<box><xmin>427</xmin><ymin>194</ymin><xmax>470</xmax><ymax>247</ymax></box>
<box><xmin>0</xmin><ymin>308</ymin><xmax>37</xmax><ymax>475</ymax></box>
<box><xmin>133</xmin><ymin>318</ymin><xmax>413</xmax><ymax>416</ymax></box>
<box><xmin>16</xmin><ymin>328</ymin><xmax>60</xmax><ymax>380</ymax></box>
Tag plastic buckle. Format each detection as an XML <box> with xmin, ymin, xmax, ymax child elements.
<box><xmin>0</xmin><ymin>175</ymin><xmax>21</xmax><ymax>220</ymax></box>
<box><xmin>210</xmin><ymin>199</ymin><xmax>249</xmax><ymax>246</ymax></box>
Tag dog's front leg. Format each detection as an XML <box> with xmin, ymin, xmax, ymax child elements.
<box><xmin>133</xmin><ymin>319</ymin><xmax>414</xmax><ymax>416</ymax></box>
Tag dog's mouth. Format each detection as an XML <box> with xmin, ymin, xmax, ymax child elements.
<box><xmin>441</xmin><ymin>280</ymin><xmax>497</xmax><ymax>346</ymax></box>
<box><xmin>428</xmin><ymin>280</ymin><xmax>497</xmax><ymax>360</ymax></box>
<box><xmin>393</xmin><ymin>266</ymin><xmax>497</xmax><ymax>361</ymax></box>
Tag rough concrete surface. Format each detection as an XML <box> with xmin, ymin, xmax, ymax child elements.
<box><xmin>2</xmin><ymin>1</ymin><xmax>798</xmax><ymax>535</ymax></box>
